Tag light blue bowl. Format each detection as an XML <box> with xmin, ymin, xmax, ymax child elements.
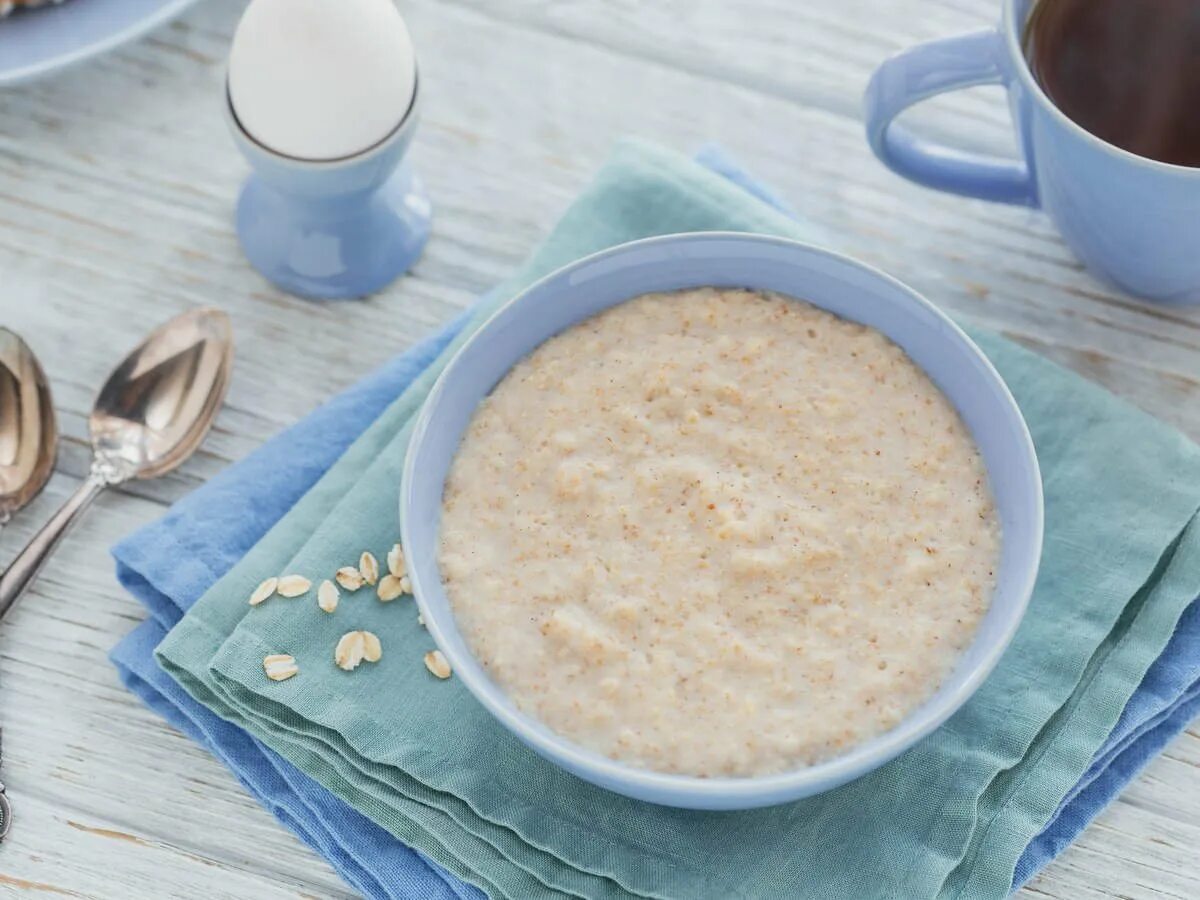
<box><xmin>401</xmin><ymin>233</ymin><xmax>1043</xmax><ymax>810</ymax></box>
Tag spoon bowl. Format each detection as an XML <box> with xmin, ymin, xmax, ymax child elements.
<box><xmin>0</xmin><ymin>308</ymin><xmax>234</xmax><ymax>620</ymax></box>
<box><xmin>0</xmin><ymin>329</ymin><xmax>58</xmax><ymax>526</ymax></box>
<box><xmin>90</xmin><ymin>308</ymin><xmax>234</xmax><ymax>481</ymax></box>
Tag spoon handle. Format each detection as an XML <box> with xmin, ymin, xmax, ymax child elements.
<box><xmin>0</xmin><ymin>471</ymin><xmax>106</xmax><ymax>623</ymax></box>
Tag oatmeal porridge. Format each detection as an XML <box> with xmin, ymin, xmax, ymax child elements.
<box><xmin>439</xmin><ymin>287</ymin><xmax>1000</xmax><ymax>778</ymax></box>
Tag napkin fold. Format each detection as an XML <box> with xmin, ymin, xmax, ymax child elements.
<box><xmin>113</xmin><ymin>141</ymin><xmax>1200</xmax><ymax>899</ymax></box>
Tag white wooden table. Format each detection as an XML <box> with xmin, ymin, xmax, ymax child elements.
<box><xmin>0</xmin><ymin>0</ymin><xmax>1197</xmax><ymax>896</ymax></box>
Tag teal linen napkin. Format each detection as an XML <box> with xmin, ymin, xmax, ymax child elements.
<box><xmin>157</xmin><ymin>140</ymin><xmax>1200</xmax><ymax>899</ymax></box>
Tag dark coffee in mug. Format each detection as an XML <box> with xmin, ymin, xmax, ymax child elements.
<box><xmin>1024</xmin><ymin>0</ymin><xmax>1200</xmax><ymax>167</ymax></box>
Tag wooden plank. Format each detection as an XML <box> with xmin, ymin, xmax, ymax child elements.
<box><xmin>0</xmin><ymin>476</ymin><xmax>355</xmax><ymax>897</ymax></box>
<box><xmin>0</xmin><ymin>792</ymin><xmax>354</xmax><ymax>899</ymax></box>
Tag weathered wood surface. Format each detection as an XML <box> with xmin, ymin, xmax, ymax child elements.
<box><xmin>0</xmin><ymin>0</ymin><xmax>1197</xmax><ymax>896</ymax></box>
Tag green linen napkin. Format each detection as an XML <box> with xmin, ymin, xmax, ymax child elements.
<box><xmin>157</xmin><ymin>139</ymin><xmax>1200</xmax><ymax>899</ymax></box>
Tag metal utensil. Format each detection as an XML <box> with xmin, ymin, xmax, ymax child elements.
<box><xmin>0</xmin><ymin>328</ymin><xmax>58</xmax><ymax>529</ymax></box>
<box><xmin>0</xmin><ymin>731</ymin><xmax>10</xmax><ymax>843</ymax></box>
<box><xmin>0</xmin><ymin>308</ymin><xmax>234</xmax><ymax>620</ymax></box>
<box><xmin>0</xmin><ymin>330</ymin><xmax>56</xmax><ymax>844</ymax></box>
<box><xmin>0</xmin><ymin>328</ymin><xmax>59</xmax><ymax>844</ymax></box>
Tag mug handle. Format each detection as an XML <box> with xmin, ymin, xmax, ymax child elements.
<box><xmin>864</xmin><ymin>29</ymin><xmax>1037</xmax><ymax>207</ymax></box>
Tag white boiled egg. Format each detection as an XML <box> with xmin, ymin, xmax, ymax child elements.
<box><xmin>228</xmin><ymin>0</ymin><xmax>417</xmax><ymax>161</ymax></box>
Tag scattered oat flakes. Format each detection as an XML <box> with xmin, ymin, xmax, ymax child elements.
<box><xmin>399</xmin><ymin>575</ymin><xmax>412</xmax><ymax>595</ymax></box>
<box><xmin>424</xmin><ymin>649</ymin><xmax>452</xmax><ymax>679</ymax></box>
<box><xmin>386</xmin><ymin>543</ymin><xmax>406</xmax><ymax>578</ymax></box>
<box><xmin>377</xmin><ymin>574</ymin><xmax>405</xmax><ymax>602</ymax></box>
<box><xmin>335</xmin><ymin>566</ymin><xmax>365</xmax><ymax>591</ymax></box>
<box><xmin>361</xmin><ymin>631</ymin><xmax>382</xmax><ymax>662</ymax></box>
<box><xmin>277</xmin><ymin>575</ymin><xmax>312</xmax><ymax>597</ymax></box>
<box><xmin>417</xmin><ymin>613</ymin><xmax>425</xmax><ymax>627</ymax></box>
<box><xmin>249</xmin><ymin>576</ymin><xmax>279</xmax><ymax>606</ymax></box>
<box><xmin>263</xmin><ymin>654</ymin><xmax>298</xmax><ymax>681</ymax></box>
<box><xmin>359</xmin><ymin>551</ymin><xmax>379</xmax><ymax>586</ymax></box>
<box><xmin>317</xmin><ymin>579</ymin><xmax>339</xmax><ymax>613</ymax></box>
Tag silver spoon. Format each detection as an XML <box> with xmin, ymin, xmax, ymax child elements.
<box><xmin>0</xmin><ymin>308</ymin><xmax>234</xmax><ymax>621</ymax></box>
<box><xmin>0</xmin><ymin>328</ymin><xmax>58</xmax><ymax>844</ymax></box>
<box><xmin>0</xmin><ymin>328</ymin><xmax>58</xmax><ymax>530</ymax></box>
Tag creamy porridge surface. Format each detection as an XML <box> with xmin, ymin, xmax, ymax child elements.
<box><xmin>439</xmin><ymin>288</ymin><xmax>1000</xmax><ymax>778</ymax></box>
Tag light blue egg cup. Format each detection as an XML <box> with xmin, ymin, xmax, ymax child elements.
<box><xmin>226</xmin><ymin>78</ymin><xmax>431</xmax><ymax>300</ymax></box>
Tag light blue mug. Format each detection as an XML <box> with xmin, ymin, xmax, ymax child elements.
<box><xmin>864</xmin><ymin>0</ymin><xmax>1200</xmax><ymax>305</ymax></box>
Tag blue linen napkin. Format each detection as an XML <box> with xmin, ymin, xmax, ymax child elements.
<box><xmin>1013</xmin><ymin>596</ymin><xmax>1200</xmax><ymax>886</ymax></box>
<box><xmin>110</xmin><ymin>148</ymin><xmax>1200</xmax><ymax>897</ymax></box>
<box><xmin>112</xmin><ymin>316</ymin><xmax>480</xmax><ymax>900</ymax></box>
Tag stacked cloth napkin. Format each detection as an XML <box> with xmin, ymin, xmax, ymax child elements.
<box><xmin>111</xmin><ymin>141</ymin><xmax>1200</xmax><ymax>899</ymax></box>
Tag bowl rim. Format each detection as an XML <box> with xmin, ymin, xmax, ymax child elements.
<box><xmin>401</xmin><ymin>231</ymin><xmax>1044</xmax><ymax>807</ymax></box>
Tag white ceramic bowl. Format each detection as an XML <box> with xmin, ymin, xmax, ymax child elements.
<box><xmin>401</xmin><ymin>232</ymin><xmax>1043</xmax><ymax>810</ymax></box>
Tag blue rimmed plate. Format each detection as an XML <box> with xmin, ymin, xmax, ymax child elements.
<box><xmin>0</xmin><ymin>0</ymin><xmax>202</xmax><ymax>87</ymax></box>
